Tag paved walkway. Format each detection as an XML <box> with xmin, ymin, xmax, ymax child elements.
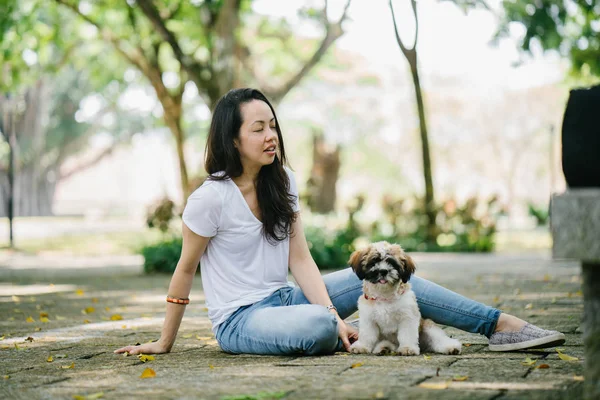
<box><xmin>0</xmin><ymin>252</ymin><xmax>584</xmax><ymax>399</ymax></box>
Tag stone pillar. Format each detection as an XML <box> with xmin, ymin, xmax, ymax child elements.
<box><xmin>551</xmin><ymin>189</ymin><xmax>600</xmax><ymax>400</ymax></box>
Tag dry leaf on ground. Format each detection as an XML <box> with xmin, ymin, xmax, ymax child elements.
<box><xmin>452</xmin><ymin>376</ymin><xmax>468</xmax><ymax>382</ymax></box>
<box><xmin>140</xmin><ymin>368</ymin><xmax>156</xmax><ymax>379</ymax></box>
<box><xmin>61</xmin><ymin>362</ymin><xmax>75</xmax><ymax>369</ymax></box>
<box><xmin>73</xmin><ymin>391</ymin><xmax>104</xmax><ymax>400</ymax></box>
<box><xmin>350</xmin><ymin>362</ymin><xmax>364</xmax><ymax>369</ymax></box>
<box><xmin>138</xmin><ymin>354</ymin><xmax>155</xmax><ymax>362</ymax></box>
<box><xmin>110</xmin><ymin>314</ymin><xmax>123</xmax><ymax>321</ymax></box>
<box><xmin>47</xmin><ymin>356</ymin><xmax>54</xmax><ymax>362</ymax></box>
<box><xmin>521</xmin><ymin>357</ymin><xmax>537</xmax><ymax>366</ymax></box>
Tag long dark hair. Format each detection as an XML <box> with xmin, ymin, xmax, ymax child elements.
<box><xmin>204</xmin><ymin>88</ymin><xmax>297</xmax><ymax>243</ymax></box>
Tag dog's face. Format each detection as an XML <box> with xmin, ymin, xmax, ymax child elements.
<box><xmin>348</xmin><ymin>241</ymin><xmax>416</xmax><ymax>285</ymax></box>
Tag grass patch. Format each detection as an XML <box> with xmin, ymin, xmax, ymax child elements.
<box><xmin>17</xmin><ymin>230</ymin><xmax>164</xmax><ymax>256</ymax></box>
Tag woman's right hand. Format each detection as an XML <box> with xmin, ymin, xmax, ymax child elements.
<box><xmin>114</xmin><ymin>340</ymin><xmax>170</xmax><ymax>356</ymax></box>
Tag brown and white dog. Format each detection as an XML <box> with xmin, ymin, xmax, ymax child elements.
<box><xmin>348</xmin><ymin>241</ymin><xmax>461</xmax><ymax>356</ymax></box>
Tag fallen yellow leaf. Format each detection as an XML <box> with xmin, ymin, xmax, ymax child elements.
<box><xmin>423</xmin><ymin>355</ymin><xmax>431</xmax><ymax>360</ymax></box>
<box><xmin>3</xmin><ymin>375</ymin><xmax>9</xmax><ymax>379</ymax></box>
<box><xmin>40</xmin><ymin>317</ymin><xmax>50</xmax><ymax>323</ymax></box>
<box><xmin>138</xmin><ymin>354</ymin><xmax>155</xmax><ymax>363</ymax></box>
<box><xmin>525</xmin><ymin>303</ymin><xmax>533</xmax><ymax>310</ymax></box>
<box><xmin>573</xmin><ymin>375</ymin><xmax>584</xmax><ymax>381</ymax></box>
<box><xmin>91</xmin><ymin>298</ymin><xmax>99</xmax><ymax>303</ymax></box>
<box><xmin>521</xmin><ymin>357</ymin><xmax>536</xmax><ymax>366</ymax></box>
<box><xmin>110</xmin><ymin>314</ymin><xmax>123</xmax><ymax>321</ymax></box>
<box><xmin>12</xmin><ymin>295</ymin><xmax>20</xmax><ymax>302</ymax></box>
<box><xmin>14</xmin><ymin>343</ymin><xmax>21</xmax><ymax>350</ymax></box>
<box><xmin>492</xmin><ymin>296</ymin><xmax>500</xmax><ymax>303</ymax></box>
<box><xmin>55</xmin><ymin>315</ymin><xmax>66</xmax><ymax>321</ymax></box>
<box><xmin>34</xmin><ymin>327</ymin><xmax>42</xmax><ymax>332</ymax></box>
<box><xmin>463</xmin><ymin>343</ymin><xmax>472</xmax><ymax>347</ymax></box>
<box><xmin>350</xmin><ymin>362</ymin><xmax>364</xmax><ymax>369</ymax></box>
<box><xmin>182</xmin><ymin>334</ymin><xmax>193</xmax><ymax>338</ymax></box>
<box><xmin>83</xmin><ymin>319</ymin><xmax>90</xmax><ymax>324</ymax></box>
<box><xmin>61</xmin><ymin>362</ymin><xmax>75</xmax><ymax>369</ymax></box>
<box><xmin>205</xmin><ymin>339</ymin><xmax>218</xmax><ymax>345</ymax></box>
<box><xmin>122</xmin><ymin>325</ymin><xmax>127</xmax><ymax>329</ymax></box>
<box><xmin>536</xmin><ymin>364</ymin><xmax>550</xmax><ymax>369</ymax></box>
<box><xmin>47</xmin><ymin>356</ymin><xmax>54</xmax><ymax>362</ymax></box>
<box><xmin>26</xmin><ymin>316</ymin><xmax>34</xmax><ymax>323</ymax></box>
<box><xmin>209</xmin><ymin>364</ymin><xmax>215</xmax><ymax>369</ymax></box>
<box><xmin>543</xmin><ymin>274</ymin><xmax>551</xmax><ymax>282</ymax></box>
<box><xmin>83</xmin><ymin>307</ymin><xmax>95</xmax><ymax>314</ymax></box>
<box><xmin>452</xmin><ymin>376</ymin><xmax>468</xmax><ymax>381</ymax></box>
<box><xmin>73</xmin><ymin>392</ymin><xmax>104</xmax><ymax>400</ymax></box>
<box><xmin>418</xmin><ymin>382</ymin><xmax>448</xmax><ymax>390</ymax></box>
<box><xmin>196</xmin><ymin>336</ymin><xmax>212</xmax><ymax>340</ymax></box>
<box><xmin>76</xmin><ymin>289</ymin><xmax>84</xmax><ymax>296</ymax></box>
<box><xmin>140</xmin><ymin>368</ymin><xmax>156</xmax><ymax>379</ymax></box>
<box><xmin>557</xmin><ymin>352</ymin><xmax>579</xmax><ymax>361</ymax></box>
<box><xmin>39</xmin><ymin>312</ymin><xmax>49</xmax><ymax>318</ymax></box>
<box><xmin>0</xmin><ymin>336</ymin><xmax>4</xmax><ymax>340</ymax></box>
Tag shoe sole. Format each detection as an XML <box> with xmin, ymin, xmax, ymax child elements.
<box><xmin>488</xmin><ymin>333</ymin><xmax>566</xmax><ymax>352</ymax></box>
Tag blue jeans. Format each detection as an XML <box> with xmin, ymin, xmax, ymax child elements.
<box><xmin>215</xmin><ymin>268</ymin><xmax>501</xmax><ymax>356</ymax></box>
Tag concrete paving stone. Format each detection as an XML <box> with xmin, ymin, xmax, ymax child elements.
<box><xmin>0</xmin><ymin>253</ymin><xmax>585</xmax><ymax>399</ymax></box>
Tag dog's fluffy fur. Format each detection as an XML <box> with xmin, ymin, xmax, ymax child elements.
<box><xmin>348</xmin><ymin>241</ymin><xmax>461</xmax><ymax>356</ymax></box>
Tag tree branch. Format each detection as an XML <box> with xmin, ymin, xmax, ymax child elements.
<box><xmin>59</xmin><ymin>139</ymin><xmax>124</xmax><ymax>180</ymax></box>
<box><xmin>265</xmin><ymin>0</ymin><xmax>352</xmax><ymax>104</ymax></box>
<box><xmin>54</xmin><ymin>0</ymin><xmax>152</xmax><ymax>75</ymax></box>
<box><xmin>389</xmin><ymin>0</ymin><xmax>410</xmax><ymax>56</ymax></box>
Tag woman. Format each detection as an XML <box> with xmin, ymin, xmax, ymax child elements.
<box><xmin>114</xmin><ymin>88</ymin><xmax>565</xmax><ymax>356</ymax></box>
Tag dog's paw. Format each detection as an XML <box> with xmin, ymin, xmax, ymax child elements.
<box><xmin>397</xmin><ymin>345</ymin><xmax>420</xmax><ymax>356</ymax></box>
<box><xmin>350</xmin><ymin>342</ymin><xmax>370</xmax><ymax>354</ymax></box>
<box><xmin>441</xmin><ymin>339</ymin><xmax>462</xmax><ymax>355</ymax></box>
<box><xmin>373</xmin><ymin>341</ymin><xmax>396</xmax><ymax>355</ymax></box>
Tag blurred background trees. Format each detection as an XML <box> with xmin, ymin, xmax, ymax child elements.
<box><xmin>1</xmin><ymin>0</ymin><xmax>598</xmax><ymax>268</ymax></box>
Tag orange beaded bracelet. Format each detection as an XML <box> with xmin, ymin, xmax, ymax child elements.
<box><xmin>166</xmin><ymin>296</ymin><xmax>190</xmax><ymax>305</ymax></box>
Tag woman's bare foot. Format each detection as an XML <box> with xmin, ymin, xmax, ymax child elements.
<box><xmin>494</xmin><ymin>313</ymin><xmax>527</xmax><ymax>333</ymax></box>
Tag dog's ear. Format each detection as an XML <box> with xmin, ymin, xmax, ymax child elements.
<box><xmin>348</xmin><ymin>248</ymin><xmax>368</xmax><ymax>280</ymax></box>
<box><xmin>402</xmin><ymin>254</ymin><xmax>416</xmax><ymax>283</ymax></box>
<box><xmin>389</xmin><ymin>244</ymin><xmax>416</xmax><ymax>283</ymax></box>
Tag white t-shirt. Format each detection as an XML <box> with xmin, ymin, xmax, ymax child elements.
<box><xmin>182</xmin><ymin>167</ymin><xmax>300</xmax><ymax>333</ymax></box>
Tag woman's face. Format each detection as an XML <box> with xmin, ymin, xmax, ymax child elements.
<box><xmin>235</xmin><ymin>99</ymin><xmax>279</xmax><ymax>172</ymax></box>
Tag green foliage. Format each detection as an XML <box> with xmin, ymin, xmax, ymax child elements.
<box><xmin>141</xmin><ymin>236</ymin><xmax>188</xmax><ymax>274</ymax></box>
<box><xmin>371</xmin><ymin>194</ymin><xmax>504</xmax><ymax>253</ymax></box>
<box><xmin>528</xmin><ymin>202</ymin><xmax>549</xmax><ymax>226</ymax></box>
<box><xmin>497</xmin><ymin>0</ymin><xmax>600</xmax><ymax>77</ymax></box>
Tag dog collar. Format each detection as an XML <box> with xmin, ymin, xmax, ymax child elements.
<box><xmin>364</xmin><ymin>286</ymin><xmax>406</xmax><ymax>301</ymax></box>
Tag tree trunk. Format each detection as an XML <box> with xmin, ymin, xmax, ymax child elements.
<box><xmin>408</xmin><ymin>53</ymin><xmax>436</xmax><ymax>239</ymax></box>
<box><xmin>305</xmin><ymin>130</ymin><xmax>341</xmax><ymax>214</ymax></box>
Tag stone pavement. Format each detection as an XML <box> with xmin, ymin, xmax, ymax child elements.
<box><xmin>0</xmin><ymin>253</ymin><xmax>584</xmax><ymax>399</ymax></box>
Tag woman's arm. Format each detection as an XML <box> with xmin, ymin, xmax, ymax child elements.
<box><xmin>288</xmin><ymin>214</ymin><xmax>358</xmax><ymax>351</ymax></box>
<box><xmin>114</xmin><ymin>222</ymin><xmax>209</xmax><ymax>355</ymax></box>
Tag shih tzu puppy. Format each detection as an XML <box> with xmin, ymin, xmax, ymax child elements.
<box><xmin>348</xmin><ymin>241</ymin><xmax>461</xmax><ymax>356</ymax></box>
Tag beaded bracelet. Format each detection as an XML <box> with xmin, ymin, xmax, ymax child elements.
<box><xmin>166</xmin><ymin>296</ymin><xmax>190</xmax><ymax>305</ymax></box>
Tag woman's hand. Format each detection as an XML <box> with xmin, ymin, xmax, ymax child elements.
<box><xmin>337</xmin><ymin>317</ymin><xmax>359</xmax><ymax>352</ymax></box>
<box><xmin>114</xmin><ymin>340</ymin><xmax>170</xmax><ymax>356</ymax></box>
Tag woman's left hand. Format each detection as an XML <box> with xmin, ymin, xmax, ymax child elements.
<box><xmin>336</xmin><ymin>317</ymin><xmax>359</xmax><ymax>352</ymax></box>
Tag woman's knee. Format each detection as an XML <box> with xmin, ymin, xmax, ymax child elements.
<box><xmin>300</xmin><ymin>309</ymin><xmax>339</xmax><ymax>355</ymax></box>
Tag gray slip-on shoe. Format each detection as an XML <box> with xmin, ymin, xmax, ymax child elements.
<box><xmin>488</xmin><ymin>323</ymin><xmax>566</xmax><ymax>352</ymax></box>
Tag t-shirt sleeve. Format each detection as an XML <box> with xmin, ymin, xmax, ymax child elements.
<box><xmin>182</xmin><ymin>183</ymin><xmax>222</xmax><ymax>238</ymax></box>
<box><xmin>286</xmin><ymin>167</ymin><xmax>300</xmax><ymax>213</ymax></box>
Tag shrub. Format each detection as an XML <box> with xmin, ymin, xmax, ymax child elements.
<box><xmin>141</xmin><ymin>236</ymin><xmax>190</xmax><ymax>274</ymax></box>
